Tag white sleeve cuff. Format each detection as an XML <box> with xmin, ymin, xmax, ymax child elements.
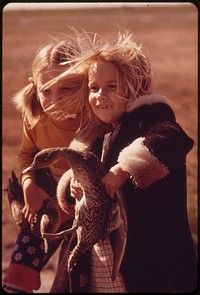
<box><xmin>118</xmin><ymin>137</ymin><xmax>169</xmax><ymax>189</ymax></box>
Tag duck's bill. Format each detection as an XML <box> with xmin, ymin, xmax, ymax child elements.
<box><xmin>22</xmin><ymin>164</ymin><xmax>35</xmax><ymax>174</ymax></box>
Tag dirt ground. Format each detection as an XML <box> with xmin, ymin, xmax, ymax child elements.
<box><xmin>2</xmin><ymin>4</ymin><xmax>198</xmax><ymax>293</ymax></box>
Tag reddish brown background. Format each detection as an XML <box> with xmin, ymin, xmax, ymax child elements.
<box><xmin>2</xmin><ymin>4</ymin><xmax>198</xmax><ymax>292</ymax></box>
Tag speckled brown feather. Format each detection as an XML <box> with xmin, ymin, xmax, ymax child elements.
<box><xmin>22</xmin><ymin>147</ymin><xmax>127</xmax><ymax>280</ymax></box>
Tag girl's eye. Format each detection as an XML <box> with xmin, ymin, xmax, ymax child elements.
<box><xmin>108</xmin><ymin>85</ymin><xmax>117</xmax><ymax>91</ymax></box>
<box><xmin>62</xmin><ymin>86</ymin><xmax>71</xmax><ymax>91</ymax></box>
<box><xmin>59</xmin><ymin>87</ymin><xmax>70</xmax><ymax>94</ymax></box>
<box><xmin>61</xmin><ymin>85</ymin><xmax>77</xmax><ymax>94</ymax></box>
<box><xmin>41</xmin><ymin>88</ymin><xmax>51</xmax><ymax>96</ymax></box>
<box><xmin>89</xmin><ymin>85</ymin><xmax>99</xmax><ymax>92</ymax></box>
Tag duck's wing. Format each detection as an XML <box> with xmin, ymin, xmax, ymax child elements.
<box><xmin>6</xmin><ymin>170</ymin><xmax>29</xmax><ymax>229</ymax></box>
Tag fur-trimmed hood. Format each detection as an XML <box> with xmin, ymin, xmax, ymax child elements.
<box><xmin>126</xmin><ymin>93</ymin><xmax>171</xmax><ymax>113</ymax></box>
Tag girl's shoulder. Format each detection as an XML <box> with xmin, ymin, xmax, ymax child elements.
<box><xmin>126</xmin><ymin>94</ymin><xmax>171</xmax><ymax>113</ymax></box>
<box><xmin>126</xmin><ymin>94</ymin><xmax>176</xmax><ymax>125</ymax></box>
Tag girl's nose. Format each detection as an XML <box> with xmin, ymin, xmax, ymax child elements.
<box><xmin>96</xmin><ymin>89</ymin><xmax>107</xmax><ymax>100</ymax></box>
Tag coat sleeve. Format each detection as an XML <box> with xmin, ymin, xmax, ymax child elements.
<box><xmin>117</xmin><ymin>120</ymin><xmax>194</xmax><ymax>189</ymax></box>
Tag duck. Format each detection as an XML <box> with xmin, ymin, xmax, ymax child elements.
<box><xmin>23</xmin><ymin>147</ymin><xmax>128</xmax><ymax>280</ymax></box>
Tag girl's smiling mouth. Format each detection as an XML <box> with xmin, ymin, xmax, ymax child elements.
<box><xmin>97</xmin><ymin>105</ymin><xmax>112</xmax><ymax>109</ymax></box>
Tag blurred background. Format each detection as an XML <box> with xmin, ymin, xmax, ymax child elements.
<box><xmin>2</xmin><ymin>2</ymin><xmax>198</xmax><ymax>292</ymax></box>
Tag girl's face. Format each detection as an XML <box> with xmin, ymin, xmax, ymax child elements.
<box><xmin>88</xmin><ymin>61</ymin><xmax>127</xmax><ymax>127</ymax></box>
<box><xmin>37</xmin><ymin>69</ymin><xmax>78</xmax><ymax>121</ymax></box>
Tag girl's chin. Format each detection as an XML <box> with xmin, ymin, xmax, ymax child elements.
<box><xmin>98</xmin><ymin>117</ymin><xmax>114</xmax><ymax>125</ymax></box>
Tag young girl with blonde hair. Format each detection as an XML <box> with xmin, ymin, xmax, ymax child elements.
<box><xmin>62</xmin><ymin>31</ymin><xmax>197</xmax><ymax>293</ymax></box>
<box><xmin>3</xmin><ymin>38</ymin><xmax>107</xmax><ymax>293</ymax></box>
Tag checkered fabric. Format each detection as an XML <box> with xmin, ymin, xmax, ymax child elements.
<box><xmin>89</xmin><ymin>237</ymin><xmax>127</xmax><ymax>293</ymax></box>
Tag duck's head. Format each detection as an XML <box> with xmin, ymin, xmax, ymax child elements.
<box><xmin>23</xmin><ymin>147</ymin><xmax>107</xmax><ymax>188</ymax></box>
<box><xmin>22</xmin><ymin>148</ymin><xmax>65</xmax><ymax>173</ymax></box>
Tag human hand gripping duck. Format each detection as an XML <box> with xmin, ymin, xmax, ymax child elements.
<box><xmin>22</xmin><ymin>147</ymin><xmax>128</xmax><ymax>281</ymax></box>
<box><xmin>22</xmin><ymin>177</ymin><xmax>51</xmax><ymax>223</ymax></box>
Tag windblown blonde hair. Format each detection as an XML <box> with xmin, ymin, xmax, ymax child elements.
<box><xmin>12</xmin><ymin>39</ymin><xmax>81</xmax><ymax>128</ymax></box>
<box><xmin>42</xmin><ymin>66</ymin><xmax>110</xmax><ymax>143</ymax></box>
<box><xmin>60</xmin><ymin>30</ymin><xmax>152</xmax><ymax>104</ymax></box>
<box><xmin>13</xmin><ymin>37</ymin><xmax>110</xmax><ymax>143</ymax></box>
<box><xmin>42</xmin><ymin>30</ymin><xmax>152</xmax><ymax>141</ymax></box>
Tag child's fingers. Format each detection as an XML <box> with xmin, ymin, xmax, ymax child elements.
<box><xmin>70</xmin><ymin>178</ymin><xmax>83</xmax><ymax>200</ymax></box>
<box><xmin>102</xmin><ymin>173</ymin><xmax>118</xmax><ymax>199</ymax></box>
<box><xmin>110</xmin><ymin>187</ymin><xmax>117</xmax><ymax>199</ymax></box>
<box><xmin>28</xmin><ymin>212</ymin><xmax>34</xmax><ymax>224</ymax></box>
<box><xmin>22</xmin><ymin>206</ymin><xmax>28</xmax><ymax>219</ymax></box>
<box><xmin>22</xmin><ymin>206</ymin><xmax>35</xmax><ymax>223</ymax></box>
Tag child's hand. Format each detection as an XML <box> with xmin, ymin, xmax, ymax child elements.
<box><xmin>22</xmin><ymin>178</ymin><xmax>51</xmax><ymax>223</ymax></box>
<box><xmin>102</xmin><ymin>164</ymin><xmax>129</xmax><ymax>198</ymax></box>
<box><xmin>70</xmin><ymin>178</ymin><xmax>84</xmax><ymax>200</ymax></box>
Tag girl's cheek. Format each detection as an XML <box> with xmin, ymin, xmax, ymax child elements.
<box><xmin>90</xmin><ymin>91</ymin><xmax>97</xmax><ymax>99</ymax></box>
<box><xmin>90</xmin><ymin>99</ymin><xmax>96</xmax><ymax>111</ymax></box>
<box><xmin>88</xmin><ymin>94</ymin><xmax>94</xmax><ymax>105</ymax></box>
